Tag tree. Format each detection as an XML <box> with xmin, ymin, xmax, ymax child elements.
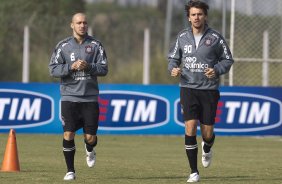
<box><xmin>0</xmin><ymin>0</ymin><xmax>85</xmax><ymax>82</ymax></box>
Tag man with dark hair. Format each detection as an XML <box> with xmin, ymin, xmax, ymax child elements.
<box><xmin>167</xmin><ymin>0</ymin><xmax>234</xmax><ymax>182</ymax></box>
<box><xmin>49</xmin><ymin>13</ymin><xmax>108</xmax><ymax>181</ymax></box>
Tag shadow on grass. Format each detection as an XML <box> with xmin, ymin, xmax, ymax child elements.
<box><xmin>203</xmin><ymin>175</ymin><xmax>282</xmax><ymax>182</ymax></box>
<box><xmin>109</xmin><ymin>175</ymin><xmax>185</xmax><ymax>180</ymax></box>
<box><xmin>110</xmin><ymin>174</ymin><xmax>282</xmax><ymax>182</ymax></box>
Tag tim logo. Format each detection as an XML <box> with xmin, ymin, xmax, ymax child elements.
<box><xmin>98</xmin><ymin>91</ymin><xmax>169</xmax><ymax>130</ymax></box>
<box><xmin>174</xmin><ymin>93</ymin><xmax>281</xmax><ymax>133</ymax></box>
<box><xmin>0</xmin><ymin>89</ymin><xmax>54</xmax><ymax>129</ymax></box>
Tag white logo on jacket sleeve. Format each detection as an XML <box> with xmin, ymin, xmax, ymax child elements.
<box><xmin>91</xmin><ymin>41</ymin><xmax>98</xmax><ymax>45</ymax></box>
<box><xmin>170</xmin><ymin>39</ymin><xmax>179</xmax><ymax>58</ymax></box>
<box><xmin>55</xmin><ymin>49</ymin><xmax>62</xmax><ymax>63</ymax></box>
<box><xmin>179</xmin><ymin>32</ymin><xmax>186</xmax><ymax>37</ymax></box>
<box><xmin>220</xmin><ymin>40</ymin><xmax>230</xmax><ymax>59</ymax></box>
<box><xmin>62</xmin><ymin>43</ymin><xmax>68</xmax><ymax>47</ymax></box>
<box><xmin>212</xmin><ymin>33</ymin><xmax>219</xmax><ymax>38</ymax></box>
<box><xmin>99</xmin><ymin>46</ymin><xmax>104</xmax><ymax>56</ymax></box>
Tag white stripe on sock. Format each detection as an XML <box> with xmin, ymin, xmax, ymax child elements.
<box><xmin>185</xmin><ymin>144</ymin><xmax>198</xmax><ymax>150</ymax></box>
<box><xmin>63</xmin><ymin>146</ymin><xmax>76</xmax><ymax>152</ymax></box>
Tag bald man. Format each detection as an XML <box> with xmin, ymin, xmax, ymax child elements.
<box><xmin>49</xmin><ymin>13</ymin><xmax>108</xmax><ymax>181</ymax></box>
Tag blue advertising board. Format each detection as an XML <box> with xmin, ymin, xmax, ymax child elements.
<box><xmin>0</xmin><ymin>82</ymin><xmax>281</xmax><ymax>135</ymax></box>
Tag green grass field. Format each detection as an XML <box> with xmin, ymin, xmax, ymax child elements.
<box><xmin>0</xmin><ymin>134</ymin><xmax>281</xmax><ymax>184</ymax></box>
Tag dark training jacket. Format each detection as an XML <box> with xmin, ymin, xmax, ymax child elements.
<box><xmin>49</xmin><ymin>35</ymin><xmax>108</xmax><ymax>102</ymax></box>
<box><xmin>168</xmin><ymin>24</ymin><xmax>234</xmax><ymax>90</ymax></box>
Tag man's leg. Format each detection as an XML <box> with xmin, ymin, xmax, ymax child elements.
<box><xmin>185</xmin><ymin>120</ymin><xmax>199</xmax><ymax>174</ymax></box>
<box><xmin>185</xmin><ymin>120</ymin><xmax>200</xmax><ymax>182</ymax></box>
<box><xmin>200</xmin><ymin>124</ymin><xmax>215</xmax><ymax>153</ymax></box>
<box><xmin>84</xmin><ymin>134</ymin><xmax>97</xmax><ymax>152</ymax></box>
<box><xmin>61</xmin><ymin>101</ymin><xmax>78</xmax><ymax>180</ymax></box>
<box><xmin>84</xmin><ymin>134</ymin><xmax>97</xmax><ymax>167</ymax></box>
<box><xmin>63</xmin><ymin>131</ymin><xmax>76</xmax><ymax>180</ymax></box>
<box><xmin>82</xmin><ymin>102</ymin><xmax>99</xmax><ymax>168</ymax></box>
<box><xmin>200</xmin><ymin>124</ymin><xmax>215</xmax><ymax>168</ymax></box>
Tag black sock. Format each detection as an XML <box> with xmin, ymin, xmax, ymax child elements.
<box><xmin>185</xmin><ymin>135</ymin><xmax>198</xmax><ymax>174</ymax></box>
<box><xmin>203</xmin><ymin>134</ymin><xmax>215</xmax><ymax>153</ymax></box>
<box><xmin>63</xmin><ymin>139</ymin><xmax>75</xmax><ymax>173</ymax></box>
<box><xmin>84</xmin><ymin>136</ymin><xmax>97</xmax><ymax>152</ymax></box>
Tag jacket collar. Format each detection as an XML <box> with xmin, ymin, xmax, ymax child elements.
<box><xmin>71</xmin><ymin>34</ymin><xmax>90</xmax><ymax>44</ymax></box>
<box><xmin>187</xmin><ymin>23</ymin><xmax>210</xmax><ymax>35</ymax></box>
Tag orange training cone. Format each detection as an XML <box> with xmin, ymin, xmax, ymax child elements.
<box><xmin>1</xmin><ymin>129</ymin><xmax>20</xmax><ymax>172</ymax></box>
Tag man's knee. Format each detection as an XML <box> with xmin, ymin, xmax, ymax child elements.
<box><xmin>84</xmin><ymin>134</ymin><xmax>97</xmax><ymax>145</ymax></box>
<box><xmin>202</xmin><ymin>132</ymin><xmax>214</xmax><ymax>141</ymax></box>
<box><xmin>185</xmin><ymin>120</ymin><xmax>198</xmax><ymax>136</ymax></box>
<box><xmin>64</xmin><ymin>131</ymin><xmax>75</xmax><ymax>140</ymax></box>
<box><xmin>201</xmin><ymin>125</ymin><xmax>214</xmax><ymax>141</ymax></box>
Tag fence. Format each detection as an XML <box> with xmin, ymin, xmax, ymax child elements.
<box><xmin>3</xmin><ymin>0</ymin><xmax>282</xmax><ymax>86</ymax></box>
<box><xmin>219</xmin><ymin>0</ymin><xmax>282</xmax><ymax>86</ymax></box>
<box><xmin>63</xmin><ymin>0</ymin><xmax>282</xmax><ymax>86</ymax></box>
<box><xmin>171</xmin><ymin>0</ymin><xmax>282</xmax><ymax>86</ymax></box>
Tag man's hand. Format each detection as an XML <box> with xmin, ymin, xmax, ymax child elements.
<box><xmin>204</xmin><ymin>68</ymin><xmax>216</xmax><ymax>78</ymax></box>
<box><xmin>171</xmin><ymin>68</ymin><xmax>181</xmax><ymax>77</ymax></box>
<box><xmin>71</xmin><ymin>60</ymin><xmax>88</xmax><ymax>71</ymax></box>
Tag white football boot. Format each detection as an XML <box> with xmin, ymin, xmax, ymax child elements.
<box><xmin>63</xmin><ymin>172</ymin><xmax>76</xmax><ymax>181</ymax></box>
<box><xmin>187</xmin><ymin>172</ymin><xmax>200</xmax><ymax>183</ymax></box>
<box><xmin>85</xmin><ymin>144</ymin><xmax>96</xmax><ymax>168</ymax></box>
<box><xmin>201</xmin><ymin>142</ymin><xmax>213</xmax><ymax>168</ymax></box>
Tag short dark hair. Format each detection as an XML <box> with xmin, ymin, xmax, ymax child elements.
<box><xmin>185</xmin><ymin>0</ymin><xmax>209</xmax><ymax>17</ymax></box>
